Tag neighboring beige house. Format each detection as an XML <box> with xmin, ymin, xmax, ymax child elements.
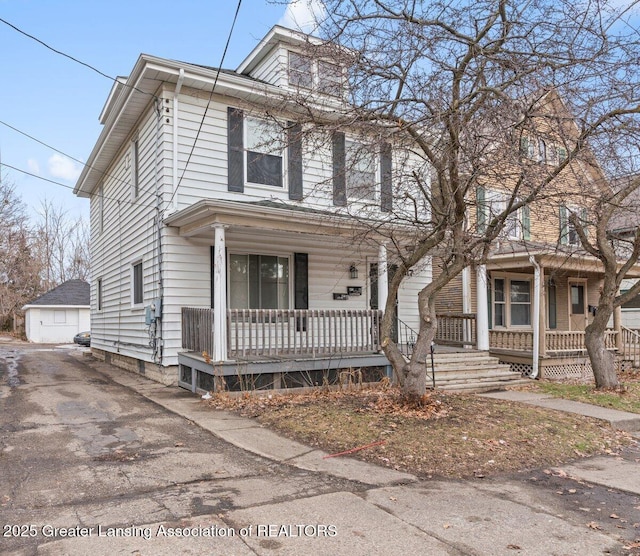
<box><xmin>23</xmin><ymin>280</ymin><xmax>90</xmax><ymax>343</ymax></box>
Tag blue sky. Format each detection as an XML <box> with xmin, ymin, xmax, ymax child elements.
<box><xmin>0</xmin><ymin>0</ymin><xmax>323</xmax><ymax>220</ymax></box>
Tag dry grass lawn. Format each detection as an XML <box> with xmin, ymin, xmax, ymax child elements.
<box><xmin>205</xmin><ymin>381</ymin><xmax>635</xmax><ymax>479</ymax></box>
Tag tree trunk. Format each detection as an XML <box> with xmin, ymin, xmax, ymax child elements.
<box><xmin>584</xmin><ymin>309</ymin><xmax>619</xmax><ymax>389</ymax></box>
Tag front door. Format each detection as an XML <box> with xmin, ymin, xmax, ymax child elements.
<box><xmin>569</xmin><ymin>282</ymin><xmax>587</xmax><ymax>331</ymax></box>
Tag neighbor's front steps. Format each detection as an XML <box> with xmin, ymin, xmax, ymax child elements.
<box><xmin>430</xmin><ymin>350</ymin><xmax>530</xmax><ymax>393</ymax></box>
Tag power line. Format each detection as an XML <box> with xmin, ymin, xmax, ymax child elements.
<box><xmin>168</xmin><ymin>0</ymin><xmax>243</xmax><ymax>208</ymax></box>
<box><xmin>0</xmin><ymin>162</ymin><xmax>153</xmax><ymax>209</ymax></box>
<box><xmin>0</xmin><ymin>17</ymin><xmax>157</xmax><ymax>100</ymax></box>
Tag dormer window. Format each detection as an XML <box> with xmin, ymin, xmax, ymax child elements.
<box><xmin>288</xmin><ymin>51</ymin><xmax>343</xmax><ymax>97</ymax></box>
<box><xmin>288</xmin><ymin>52</ymin><xmax>313</xmax><ymax>89</ymax></box>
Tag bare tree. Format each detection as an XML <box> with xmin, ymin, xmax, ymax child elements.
<box><xmin>34</xmin><ymin>199</ymin><xmax>90</xmax><ymax>289</ymax></box>
<box><xmin>285</xmin><ymin>0</ymin><xmax>640</xmax><ymax>396</ymax></box>
<box><xmin>0</xmin><ymin>176</ymin><xmax>42</xmax><ymax>329</ymax></box>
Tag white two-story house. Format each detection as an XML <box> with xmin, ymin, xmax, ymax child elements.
<box><xmin>74</xmin><ymin>26</ymin><xmax>433</xmax><ymax>391</ymax></box>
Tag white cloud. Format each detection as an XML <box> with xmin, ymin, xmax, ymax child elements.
<box><xmin>279</xmin><ymin>0</ymin><xmax>326</xmax><ymax>33</ymax></box>
<box><xmin>27</xmin><ymin>159</ymin><xmax>40</xmax><ymax>175</ymax></box>
<box><xmin>47</xmin><ymin>153</ymin><xmax>82</xmax><ymax>181</ymax></box>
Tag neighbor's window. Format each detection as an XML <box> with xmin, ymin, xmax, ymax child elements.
<box><xmin>245</xmin><ymin>117</ymin><xmax>284</xmax><ymax>187</ymax></box>
<box><xmin>229</xmin><ymin>254</ymin><xmax>289</xmax><ymax>309</ymax></box>
<box><xmin>492</xmin><ymin>277</ymin><xmax>531</xmax><ymax>327</ymax></box>
<box><xmin>132</xmin><ymin>261</ymin><xmax>143</xmax><ymax>306</ymax></box>
<box><xmin>346</xmin><ymin>140</ymin><xmax>376</xmax><ymax>200</ymax></box>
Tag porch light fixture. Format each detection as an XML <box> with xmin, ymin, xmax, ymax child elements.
<box><xmin>349</xmin><ymin>264</ymin><xmax>358</xmax><ymax>279</ymax></box>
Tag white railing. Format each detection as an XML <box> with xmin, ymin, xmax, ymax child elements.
<box><xmin>227</xmin><ymin>309</ymin><xmax>382</xmax><ymax>357</ymax></box>
<box><xmin>621</xmin><ymin>327</ymin><xmax>640</xmax><ymax>363</ymax></box>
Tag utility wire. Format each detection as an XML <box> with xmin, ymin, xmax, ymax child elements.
<box><xmin>167</xmin><ymin>0</ymin><xmax>243</xmax><ymax>209</ymax></box>
<box><xmin>0</xmin><ymin>162</ymin><xmax>153</xmax><ymax>209</ymax></box>
<box><xmin>0</xmin><ymin>17</ymin><xmax>157</xmax><ymax>100</ymax></box>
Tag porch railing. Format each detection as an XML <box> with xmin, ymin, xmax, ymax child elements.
<box><xmin>227</xmin><ymin>309</ymin><xmax>382</xmax><ymax>357</ymax></box>
<box><xmin>181</xmin><ymin>307</ymin><xmax>214</xmax><ymax>356</ymax></box>
<box><xmin>435</xmin><ymin>313</ymin><xmax>476</xmax><ymax>347</ymax></box>
<box><xmin>489</xmin><ymin>329</ymin><xmax>534</xmax><ymax>351</ymax></box>
<box><xmin>621</xmin><ymin>327</ymin><xmax>640</xmax><ymax>363</ymax></box>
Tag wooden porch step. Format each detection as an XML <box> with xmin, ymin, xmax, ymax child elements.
<box><xmin>428</xmin><ymin>350</ymin><xmax>527</xmax><ymax>393</ymax></box>
<box><xmin>438</xmin><ymin>378</ymin><xmax>531</xmax><ymax>393</ymax></box>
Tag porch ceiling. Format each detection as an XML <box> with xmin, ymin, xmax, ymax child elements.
<box><xmin>163</xmin><ymin>198</ymin><xmax>385</xmax><ymax>239</ymax></box>
<box><xmin>485</xmin><ymin>248</ymin><xmax>640</xmax><ymax>278</ymax></box>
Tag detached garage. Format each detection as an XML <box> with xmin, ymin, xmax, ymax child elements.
<box><xmin>23</xmin><ymin>280</ymin><xmax>90</xmax><ymax>343</ymax></box>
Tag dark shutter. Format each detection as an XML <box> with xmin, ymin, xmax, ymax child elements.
<box><xmin>332</xmin><ymin>131</ymin><xmax>346</xmax><ymax>206</ymax></box>
<box><xmin>294</xmin><ymin>253</ymin><xmax>308</xmax><ymax>332</ymax></box>
<box><xmin>380</xmin><ymin>142</ymin><xmax>392</xmax><ymax>212</ymax></box>
<box><xmin>288</xmin><ymin>122</ymin><xmax>303</xmax><ymax>200</ymax></box>
<box><xmin>227</xmin><ymin>107</ymin><xmax>244</xmax><ymax>192</ymax></box>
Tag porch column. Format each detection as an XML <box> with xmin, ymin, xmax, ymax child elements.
<box><xmin>614</xmin><ymin>303</ymin><xmax>623</xmax><ymax>352</ymax></box>
<box><xmin>212</xmin><ymin>224</ymin><xmax>227</xmax><ymax>362</ymax></box>
<box><xmin>530</xmin><ymin>256</ymin><xmax>542</xmax><ymax>378</ymax></box>
<box><xmin>462</xmin><ymin>266</ymin><xmax>473</xmax><ymax>345</ymax></box>
<box><xmin>378</xmin><ymin>244</ymin><xmax>388</xmax><ymax>313</ymax></box>
<box><xmin>538</xmin><ymin>264</ymin><xmax>546</xmax><ymax>358</ymax></box>
<box><xmin>476</xmin><ymin>265</ymin><xmax>490</xmax><ymax>351</ymax></box>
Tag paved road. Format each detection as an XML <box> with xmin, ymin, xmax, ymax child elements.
<box><xmin>1</xmin><ymin>341</ymin><xmax>639</xmax><ymax>555</ymax></box>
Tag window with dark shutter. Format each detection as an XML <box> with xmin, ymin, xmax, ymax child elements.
<box><xmin>288</xmin><ymin>122</ymin><xmax>303</xmax><ymax>200</ymax></box>
<box><xmin>332</xmin><ymin>131</ymin><xmax>347</xmax><ymax>206</ymax></box>
<box><xmin>380</xmin><ymin>143</ymin><xmax>392</xmax><ymax>212</ymax></box>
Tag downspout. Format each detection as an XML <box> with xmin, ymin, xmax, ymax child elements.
<box><xmin>529</xmin><ymin>256</ymin><xmax>541</xmax><ymax>379</ymax></box>
<box><xmin>172</xmin><ymin>69</ymin><xmax>185</xmax><ymax>213</ymax></box>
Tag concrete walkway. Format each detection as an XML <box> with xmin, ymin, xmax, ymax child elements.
<box><xmin>480</xmin><ymin>389</ymin><xmax>640</xmax><ymax>434</ymax></box>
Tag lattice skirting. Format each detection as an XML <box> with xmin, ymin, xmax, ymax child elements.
<box><xmin>504</xmin><ymin>362</ymin><xmax>533</xmax><ymax>377</ymax></box>
<box><xmin>543</xmin><ymin>361</ymin><xmax>594</xmax><ymax>381</ymax></box>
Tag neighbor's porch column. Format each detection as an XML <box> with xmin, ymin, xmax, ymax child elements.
<box><xmin>212</xmin><ymin>224</ymin><xmax>228</xmax><ymax>362</ymax></box>
<box><xmin>378</xmin><ymin>244</ymin><xmax>388</xmax><ymax>313</ymax></box>
<box><xmin>476</xmin><ymin>264</ymin><xmax>490</xmax><ymax>351</ymax></box>
<box><xmin>614</xmin><ymin>297</ymin><xmax>623</xmax><ymax>352</ymax></box>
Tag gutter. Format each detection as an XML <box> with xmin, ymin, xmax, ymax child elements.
<box><xmin>529</xmin><ymin>255</ymin><xmax>541</xmax><ymax>379</ymax></box>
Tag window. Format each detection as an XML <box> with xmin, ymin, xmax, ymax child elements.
<box><xmin>477</xmin><ymin>188</ymin><xmax>529</xmax><ymax>240</ymax></box>
<box><xmin>519</xmin><ymin>136</ymin><xmax>536</xmax><ymax>159</ymax></box>
<box><xmin>245</xmin><ymin>117</ymin><xmax>284</xmax><ymax>187</ymax></box>
<box><xmin>288</xmin><ymin>52</ymin><xmax>313</xmax><ymax>89</ymax></box>
<box><xmin>559</xmin><ymin>205</ymin><xmax>586</xmax><ymax>246</ymax></box>
<box><xmin>510</xmin><ymin>280</ymin><xmax>531</xmax><ymax>326</ymax></box>
<box><xmin>557</xmin><ymin>146</ymin><xmax>567</xmax><ymax>164</ymax></box>
<box><xmin>346</xmin><ymin>140</ymin><xmax>376</xmax><ymax>200</ymax></box>
<box><xmin>571</xmin><ymin>284</ymin><xmax>585</xmax><ymax>315</ymax></box>
<box><xmin>538</xmin><ymin>139</ymin><xmax>547</xmax><ymax>163</ymax></box>
<box><xmin>131</xmin><ymin>139</ymin><xmax>139</xmax><ymax>198</ymax></box>
<box><xmin>229</xmin><ymin>254</ymin><xmax>290</xmax><ymax>309</ymax></box>
<box><xmin>132</xmin><ymin>261</ymin><xmax>143</xmax><ymax>306</ymax></box>
<box><xmin>492</xmin><ymin>277</ymin><xmax>532</xmax><ymax>328</ymax></box>
<box><xmin>318</xmin><ymin>61</ymin><xmax>342</xmax><ymax>95</ymax></box>
<box><xmin>287</xmin><ymin>51</ymin><xmax>343</xmax><ymax>97</ymax></box>
<box><xmin>97</xmin><ymin>278</ymin><xmax>103</xmax><ymax>311</ymax></box>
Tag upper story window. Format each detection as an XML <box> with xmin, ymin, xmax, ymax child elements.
<box><xmin>520</xmin><ymin>135</ymin><xmax>569</xmax><ymax>167</ymax></box>
<box><xmin>477</xmin><ymin>188</ymin><xmax>530</xmax><ymax>240</ymax></box>
<box><xmin>288</xmin><ymin>51</ymin><xmax>343</xmax><ymax>97</ymax></box>
<box><xmin>559</xmin><ymin>205</ymin><xmax>586</xmax><ymax>246</ymax></box>
<box><xmin>346</xmin><ymin>140</ymin><xmax>376</xmax><ymax>201</ymax></box>
<box><xmin>288</xmin><ymin>52</ymin><xmax>313</xmax><ymax>89</ymax></box>
<box><xmin>245</xmin><ymin>116</ymin><xmax>284</xmax><ymax>188</ymax></box>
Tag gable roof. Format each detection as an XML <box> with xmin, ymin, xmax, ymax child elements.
<box><xmin>25</xmin><ymin>280</ymin><xmax>90</xmax><ymax>307</ymax></box>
